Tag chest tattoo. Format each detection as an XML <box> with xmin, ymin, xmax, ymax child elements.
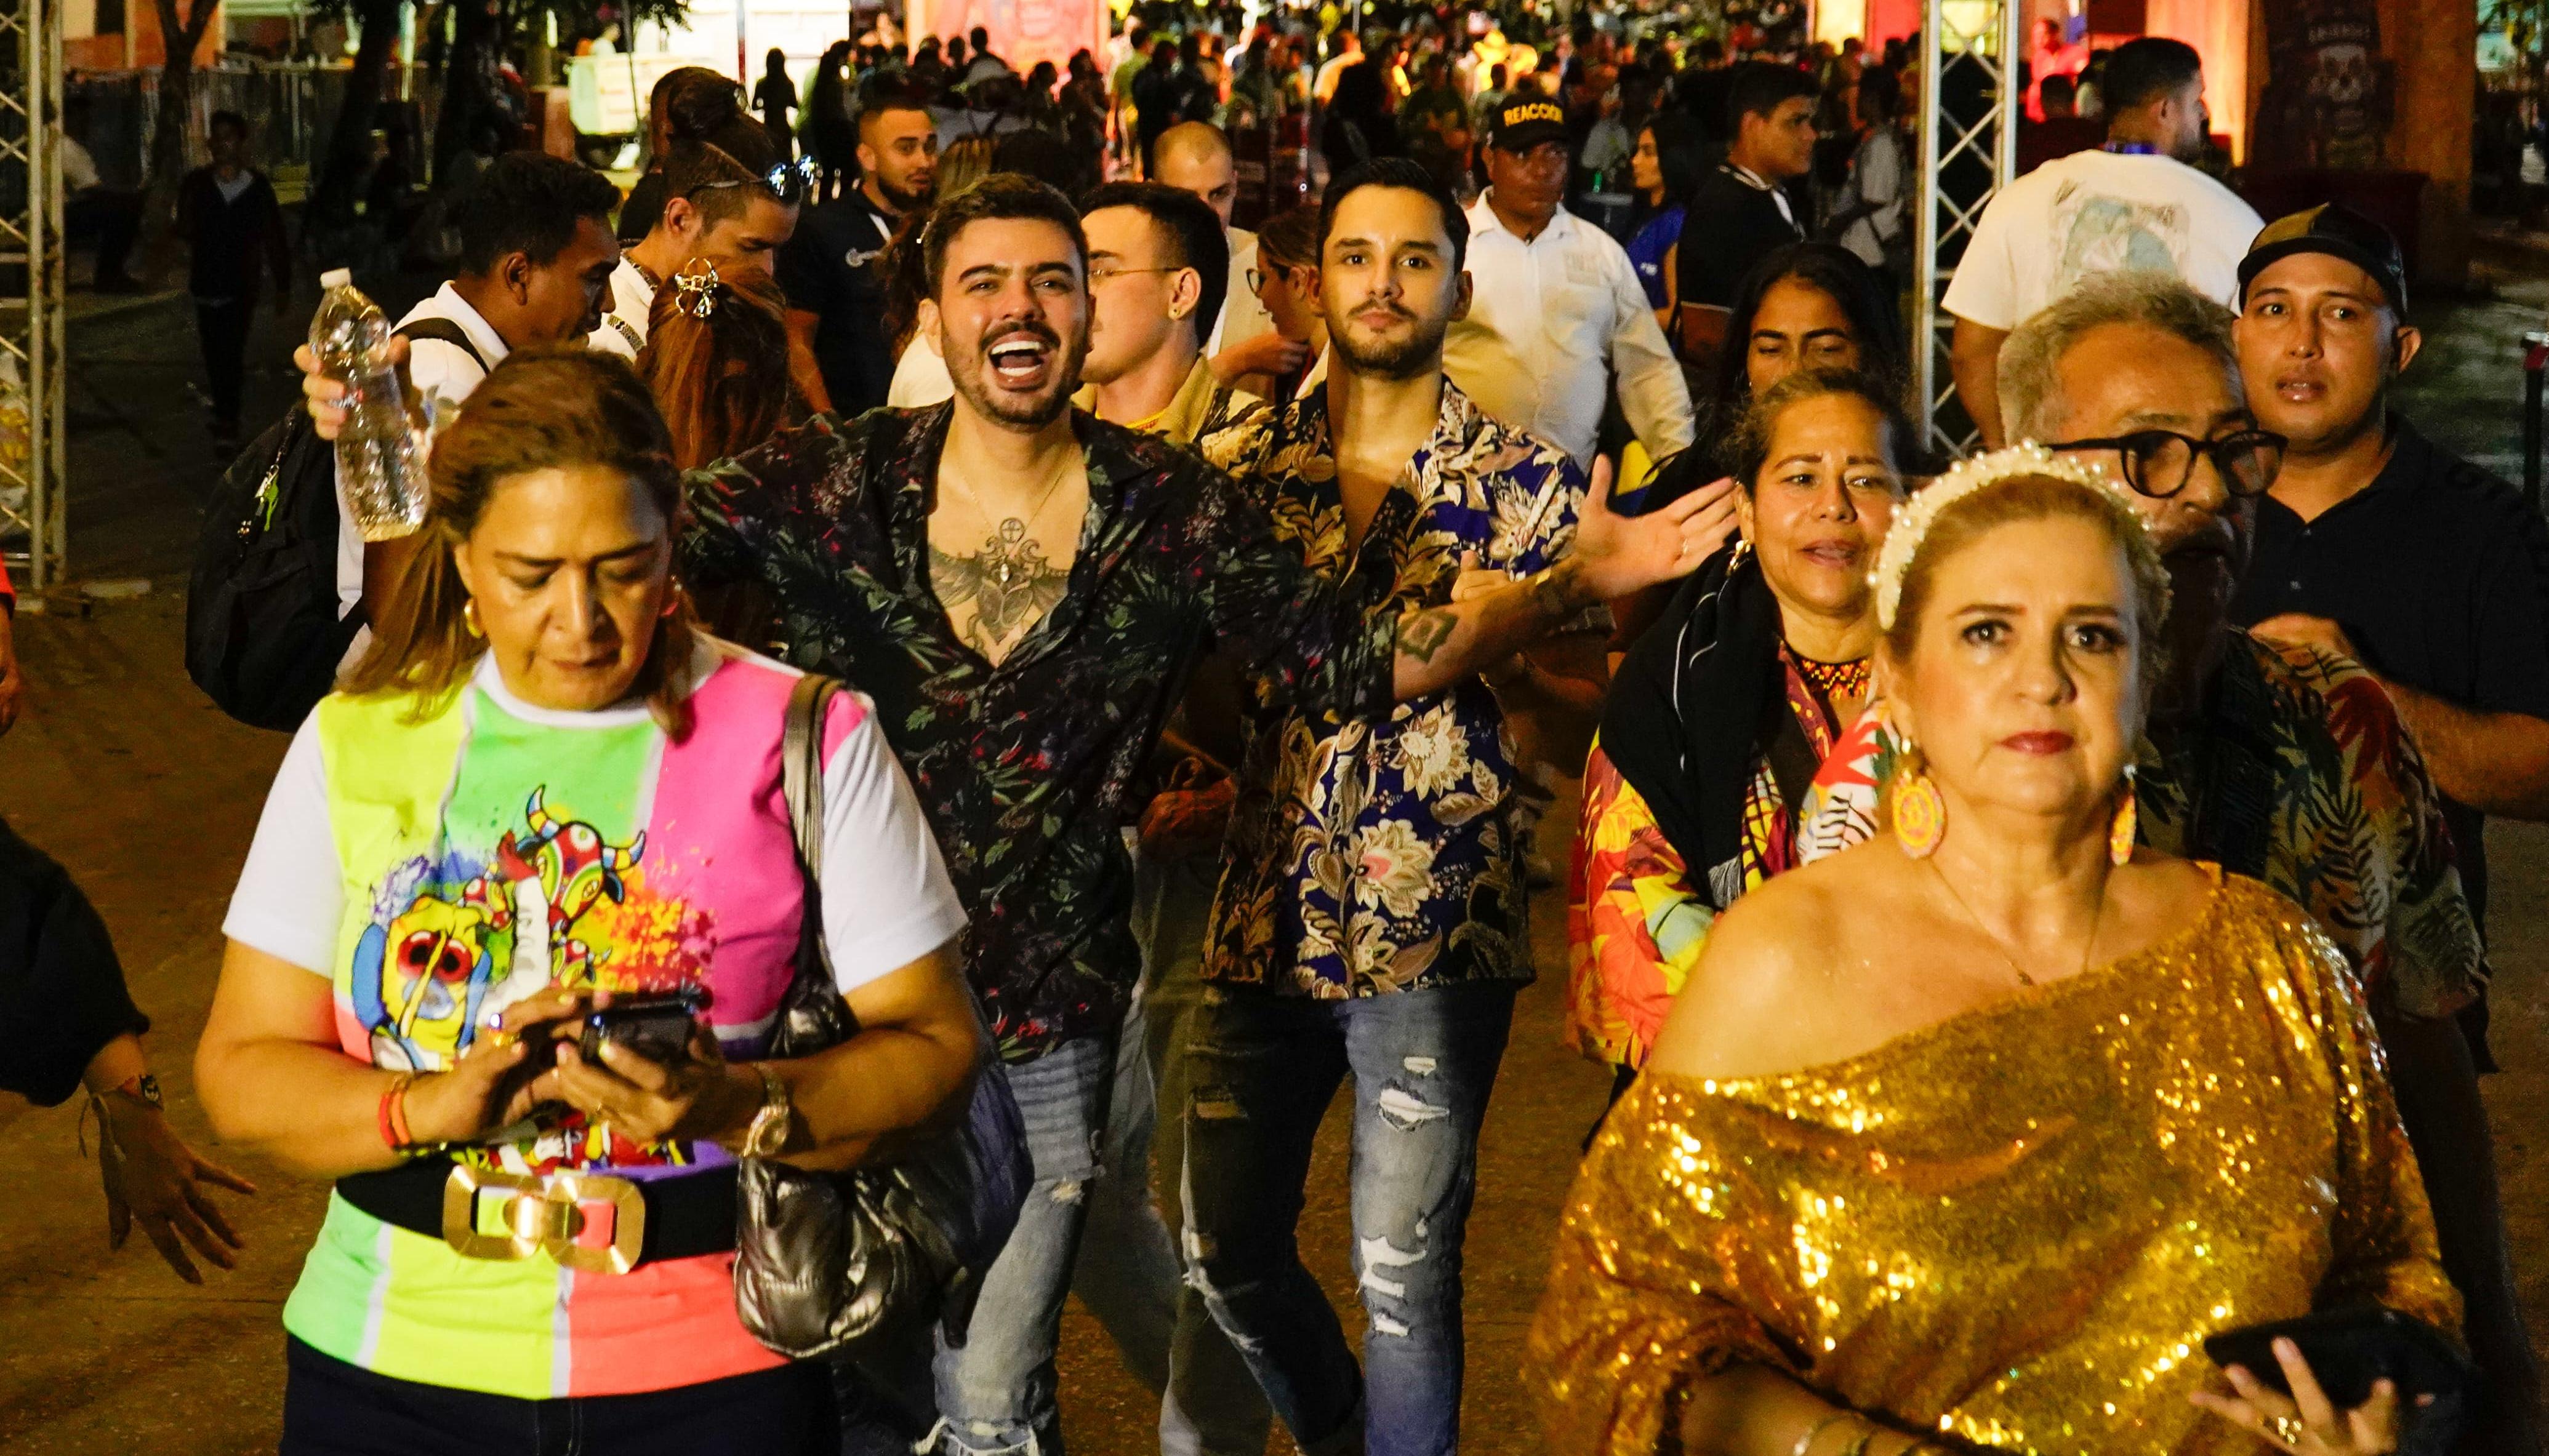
<box><xmin>932</xmin><ymin>517</ymin><xmax>1070</xmax><ymax>660</ymax></box>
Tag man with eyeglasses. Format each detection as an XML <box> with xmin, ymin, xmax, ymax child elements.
<box><xmin>1445</xmin><ymin>95</ymin><xmax>1692</xmax><ymax>473</ymax></box>
<box><xmin>592</xmin><ymin>116</ymin><xmax>806</xmax><ymax>359</ymax></box>
<box><xmin>2003</xmin><ymin>270</ymin><xmax>2541</xmax><ymax>1456</ymax></box>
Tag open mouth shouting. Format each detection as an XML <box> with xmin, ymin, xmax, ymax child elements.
<box><xmin>982</xmin><ymin>326</ymin><xmax>1061</xmax><ymax>393</ymax></box>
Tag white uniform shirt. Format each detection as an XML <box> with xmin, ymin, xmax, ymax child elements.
<box><xmin>1443</xmin><ymin>193</ymin><xmax>1695</xmax><ymax>469</ymax></box>
<box><xmin>589</xmin><ymin>257</ymin><xmax>656</xmax><ymax>358</ymax></box>
<box><xmin>1941</xmin><ymin>148</ymin><xmax>2264</xmax><ymax>331</ymax></box>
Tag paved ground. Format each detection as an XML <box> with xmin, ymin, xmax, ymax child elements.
<box><xmin>3</xmin><ymin>262</ymin><xmax>2548</xmax><ymax>1454</ymax></box>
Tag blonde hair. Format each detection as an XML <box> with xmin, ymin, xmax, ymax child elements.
<box><xmin>1879</xmin><ymin>468</ymin><xmax>2173</xmax><ymax>668</ymax></box>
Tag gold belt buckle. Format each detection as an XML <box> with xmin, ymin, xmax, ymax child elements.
<box><xmin>440</xmin><ymin>1164</ymin><xmax>647</xmax><ymax>1274</ymax></box>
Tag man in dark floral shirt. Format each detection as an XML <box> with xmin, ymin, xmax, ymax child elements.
<box><xmin>1181</xmin><ymin>159</ymin><xmax>1618</xmax><ymax>1456</ymax></box>
<box><xmin>680</xmin><ymin>175</ymin><xmax>1727</xmax><ymax>1456</ymax></box>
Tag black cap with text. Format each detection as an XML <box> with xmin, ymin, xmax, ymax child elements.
<box><xmin>1488</xmin><ymin>96</ymin><xmax>1570</xmax><ymax>154</ymax></box>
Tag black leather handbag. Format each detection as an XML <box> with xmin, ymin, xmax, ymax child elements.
<box><xmin>731</xmin><ymin>673</ymin><xmax>1029</xmax><ymax>1361</ymax></box>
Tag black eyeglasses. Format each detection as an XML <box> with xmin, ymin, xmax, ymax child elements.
<box><xmin>2043</xmin><ymin>428</ymin><xmax>2287</xmax><ymax>500</ymax></box>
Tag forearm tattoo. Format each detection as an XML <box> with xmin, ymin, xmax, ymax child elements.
<box><xmin>932</xmin><ymin>518</ymin><xmax>1069</xmax><ymax>659</ymax></box>
<box><xmin>1397</xmin><ymin>607</ymin><xmax>1459</xmax><ymax>663</ymax></box>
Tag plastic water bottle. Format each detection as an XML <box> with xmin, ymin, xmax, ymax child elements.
<box><xmin>310</xmin><ymin>268</ymin><xmax>427</xmax><ymax>542</ymax></box>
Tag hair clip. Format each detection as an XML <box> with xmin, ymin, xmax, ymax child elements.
<box><xmin>672</xmin><ymin>257</ymin><xmax>721</xmax><ymax>319</ymax></box>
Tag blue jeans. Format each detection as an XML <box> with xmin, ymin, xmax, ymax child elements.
<box><xmin>1131</xmin><ymin>844</ymin><xmax>1279</xmax><ymax>1456</ymax></box>
<box><xmin>926</xmin><ymin>1009</ymin><xmax>1186</xmax><ymax>1455</ymax></box>
<box><xmin>1180</xmin><ymin>978</ymin><xmax>1520</xmax><ymax>1456</ymax></box>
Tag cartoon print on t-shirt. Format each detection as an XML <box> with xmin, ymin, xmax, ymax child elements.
<box><xmin>2049</xmin><ymin>183</ymin><xmax>2186</xmax><ymax>295</ymax></box>
<box><xmin>350</xmin><ymin>786</ymin><xmax>707</xmax><ymax>1174</ymax></box>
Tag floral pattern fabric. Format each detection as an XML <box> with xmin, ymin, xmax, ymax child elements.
<box><xmin>1793</xmin><ymin>630</ymin><xmax>2483</xmax><ymax>1020</ymax></box>
<box><xmin>682</xmin><ymin>404</ymin><xmax>1398</xmax><ymax>1061</ymax></box>
<box><xmin>1199</xmin><ymin>382</ymin><xmax>1589</xmax><ymax>998</ymax></box>
<box><xmin>1566</xmin><ymin>649</ymin><xmax>1851</xmax><ymax>1067</ymax></box>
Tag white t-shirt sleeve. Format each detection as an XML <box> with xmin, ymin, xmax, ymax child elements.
<box><xmin>404</xmin><ymin>338</ymin><xmax>488</xmax><ymax>433</ymax></box>
<box><xmin>817</xmin><ymin>690</ymin><xmax>967</xmax><ymax>994</ymax></box>
<box><xmin>222</xmin><ymin>716</ymin><xmax>346</xmax><ymax>975</ymax></box>
<box><xmin>1940</xmin><ymin>185</ymin><xmax>2024</xmax><ymax>330</ymax></box>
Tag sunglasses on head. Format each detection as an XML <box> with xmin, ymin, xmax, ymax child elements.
<box><xmin>690</xmin><ymin>148</ymin><xmax>817</xmax><ymax>205</ymax></box>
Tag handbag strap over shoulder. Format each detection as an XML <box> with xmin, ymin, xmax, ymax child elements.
<box><xmin>780</xmin><ymin>673</ymin><xmax>861</xmax><ymax>1041</ymax></box>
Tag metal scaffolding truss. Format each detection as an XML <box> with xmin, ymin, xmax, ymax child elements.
<box><xmin>0</xmin><ymin>0</ymin><xmax>63</xmax><ymax>590</ymax></box>
<box><xmin>1912</xmin><ymin>0</ymin><xmax>2025</xmax><ymax>460</ymax></box>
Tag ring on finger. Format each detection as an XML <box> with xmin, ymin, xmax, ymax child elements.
<box><xmin>2268</xmin><ymin>1414</ymin><xmax>2307</xmax><ymax>1447</ymax></box>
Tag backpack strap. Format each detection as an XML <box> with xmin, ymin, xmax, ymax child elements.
<box><xmin>393</xmin><ymin>317</ymin><xmax>489</xmax><ymax>374</ymax></box>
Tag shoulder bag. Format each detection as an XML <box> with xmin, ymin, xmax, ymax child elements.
<box><xmin>731</xmin><ymin>673</ymin><xmax>1030</xmax><ymax>1361</ymax></box>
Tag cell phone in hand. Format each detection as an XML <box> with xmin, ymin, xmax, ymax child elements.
<box><xmin>577</xmin><ymin>991</ymin><xmax>707</xmax><ymax>1067</ymax></box>
<box><xmin>2202</xmin><ymin>1307</ymin><xmax>2473</xmax><ymax>1409</ymax></box>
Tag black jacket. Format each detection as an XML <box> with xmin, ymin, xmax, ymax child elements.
<box><xmin>0</xmin><ymin>817</ymin><xmax>147</xmax><ymax>1106</ymax></box>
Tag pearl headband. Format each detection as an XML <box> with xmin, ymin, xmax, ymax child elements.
<box><xmin>1869</xmin><ymin>442</ymin><xmax>2159</xmax><ymax>631</ymax></box>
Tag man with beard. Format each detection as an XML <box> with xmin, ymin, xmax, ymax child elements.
<box><xmin>779</xmin><ymin>81</ymin><xmax>938</xmax><ymax>417</ymax></box>
<box><xmin>2001</xmin><ymin>270</ymin><xmax>2540</xmax><ymax>1455</ymax></box>
<box><xmin>676</xmin><ymin>174</ymin><xmax>1728</xmax><ymax>1456</ymax></box>
<box><xmin>1184</xmin><ymin>158</ymin><xmax>1634</xmax><ymax>1456</ymax></box>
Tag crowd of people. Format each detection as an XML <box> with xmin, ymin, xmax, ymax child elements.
<box><xmin>14</xmin><ymin>6</ymin><xmax>2549</xmax><ymax>1456</ymax></box>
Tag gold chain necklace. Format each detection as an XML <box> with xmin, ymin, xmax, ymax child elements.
<box><xmin>1922</xmin><ymin>857</ymin><xmax>2103</xmax><ymax>990</ymax></box>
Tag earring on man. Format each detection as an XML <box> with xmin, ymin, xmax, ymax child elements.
<box><xmin>463</xmin><ymin>599</ymin><xmax>484</xmax><ymax>638</ymax></box>
<box><xmin>2108</xmin><ymin>766</ymin><xmax>2138</xmax><ymax>868</ymax></box>
<box><xmin>1892</xmin><ymin>748</ymin><xmax>1945</xmax><ymax>859</ymax></box>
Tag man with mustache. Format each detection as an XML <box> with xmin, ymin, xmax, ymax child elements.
<box><xmin>777</xmin><ymin>81</ymin><xmax>939</xmax><ymax>417</ymax></box>
<box><xmin>2002</xmin><ymin>270</ymin><xmax>2540</xmax><ymax>1454</ymax></box>
<box><xmin>1183</xmin><ymin>159</ymin><xmax>1717</xmax><ymax>1456</ymax></box>
<box><xmin>2230</xmin><ymin>204</ymin><xmax>2549</xmax><ymax>1012</ymax></box>
<box><xmin>675</xmin><ymin>174</ymin><xmax>1728</xmax><ymax>1456</ymax></box>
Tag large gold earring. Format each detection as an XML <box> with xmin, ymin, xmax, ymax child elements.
<box><xmin>463</xmin><ymin>599</ymin><xmax>484</xmax><ymax>639</ymax></box>
<box><xmin>2109</xmin><ymin>766</ymin><xmax>2138</xmax><ymax>868</ymax></box>
<box><xmin>1892</xmin><ymin>752</ymin><xmax>1944</xmax><ymax>859</ymax></box>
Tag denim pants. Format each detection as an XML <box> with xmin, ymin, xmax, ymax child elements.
<box><xmin>925</xmin><ymin>1004</ymin><xmax>1185</xmax><ymax>1455</ymax></box>
<box><xmin>1180</xmin><ymin>978</ymin><xmax>1520</xmax><ymax>1456</ymax></box>
<box><xmin>1130</xmin><ymin>843</ymin><xmax>1277</xmax><ymax>1456</ymax></box>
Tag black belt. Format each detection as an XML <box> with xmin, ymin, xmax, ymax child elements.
<box><xmin>337</xmin><ymin>1157</ymin><xmax>738</xmax><ymax>1270</ymax></box>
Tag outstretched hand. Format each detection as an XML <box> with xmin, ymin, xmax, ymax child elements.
<box><xmin>2191</xmin><ymin>1337</ymin><xmax>2415</xmax><ymax>1454</ymax></box>
<box><xmin>1567</xmin><ymin>457</ymin><xmax>1741</xmax><ymax>601</ymax></box>
<box><xmin>96</xmin><ymin>1102</ymin><xmax>255</xmax><ymax>1284</ymax></box>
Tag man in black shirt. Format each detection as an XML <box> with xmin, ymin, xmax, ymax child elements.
<box><xmin>1674</xmin><ymin>61</ymin><xmax>1814</xmax><ymax>351</ymax></box>
<box><xmin>2231</xmin><ymin>204</ymin><xmax>2549</xmax><ymax>964</ymax></box>
<box><xmin>776</xmin><ymin>84</ymin><xmax>937</xmax><ymax>417</ymax></box>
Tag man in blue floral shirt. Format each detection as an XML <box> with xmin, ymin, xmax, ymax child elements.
<box><xmin>1189</xmin><ymin>158</ymin><xmax>1608</xmax><ymax>1456</ymax></box>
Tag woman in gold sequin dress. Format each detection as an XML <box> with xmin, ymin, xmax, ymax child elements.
<box><xmin>1530</xmin><ymin>450</ymin><xmax>2460</xmax><ymax>1456</ymax></box>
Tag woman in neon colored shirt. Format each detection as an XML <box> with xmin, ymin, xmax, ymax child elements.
<box><xmin>196</xmin><ymin>349</ymin><xmax>979</xmax><ymax>1453</ymax></box>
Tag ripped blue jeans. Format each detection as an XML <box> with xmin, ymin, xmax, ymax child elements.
<box><xmin>1179</xmin><ymin>978</ymin><xmax>1519</xmax><ymax>1456</ymax></box>
<box><xmin>926</xmin><ymin>1012</ymin><xmax>1184</xmax><ymax>1455</ymax></box>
